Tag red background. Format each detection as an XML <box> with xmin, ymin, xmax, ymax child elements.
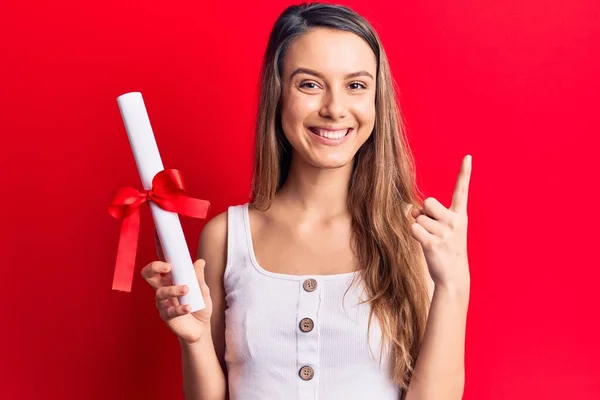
<box><xmin>1</xmin><ymin>0</ymin><xmax>599</xmax><ymax>399</ymax></box>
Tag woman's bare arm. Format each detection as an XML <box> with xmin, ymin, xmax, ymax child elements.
<box><xmin>404</xmin><ymin>252</ymin><xmax>469</xmax><ymax>400</ymax></box>
<box><xmin>155</xmin><ymin>211</ymin><xmax>229</xmax><ymax>400</ymax></box>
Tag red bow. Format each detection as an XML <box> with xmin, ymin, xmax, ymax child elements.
<box><xmin>108</xmin><ymin>169</ymin><xmax>210</xmax><ymax>292</ymax></box>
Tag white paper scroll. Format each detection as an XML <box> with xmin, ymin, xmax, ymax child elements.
<box><xmin>116</xmin><ymin>92</ymin><xmax>205</xmax><ymax>312</ymax></box>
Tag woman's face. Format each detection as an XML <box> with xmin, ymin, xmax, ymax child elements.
<box><xmin>279</xmin><ymin>27</ymin><xmax>377</xmax><ymax>169</ymax></box>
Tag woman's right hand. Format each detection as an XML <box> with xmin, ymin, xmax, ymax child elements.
<box><xmin>141</xmin><ymin>259</ymin><xmax>213</xmax><ymax>345</ymax></box>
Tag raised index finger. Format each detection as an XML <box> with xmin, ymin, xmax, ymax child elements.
<box><xmin>451</xmin><ymin>155</ymin><xmax>472</xmax><ymax>214</ymax></box>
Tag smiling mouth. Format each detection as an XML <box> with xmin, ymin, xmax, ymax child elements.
<box><xmin>308</xmin><ymin>127</ymin><xmax>352</xmax><ymax>140</ymax></box>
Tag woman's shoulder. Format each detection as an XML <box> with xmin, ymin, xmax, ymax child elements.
<box><xmin>197</xmin><ymin>202</ymin><xmax>249</xmax><ymax>256</ymax></box>
<box><xmin>196</xmin><ymin>203</ymin><xmax>248</xmax><ymax>290</ymax></box>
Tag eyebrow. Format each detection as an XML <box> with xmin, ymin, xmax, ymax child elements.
<box><xmin>290</xmin><ymin>67</ymin><xmax>374</xmax><ymax>81</ymax></box>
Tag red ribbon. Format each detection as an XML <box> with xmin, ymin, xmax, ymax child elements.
<box><xmin>108</xmin><ymin>169</ymin><xmax>210</xmax><ymax>292</ymax></box>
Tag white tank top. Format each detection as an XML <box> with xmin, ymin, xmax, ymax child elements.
<box><xmin>223</xmin><ymin>203</ymin><xmax>402</xmax><ymax>399</ymax></box>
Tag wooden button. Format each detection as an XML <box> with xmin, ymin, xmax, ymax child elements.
<box><xmin>299</xmin><ymin>365</ymin><xmax>314</xmax><ymax>380</ymax></box>
<box><xmin>303</xmin><ymin>278</ymin><xmax>317</xmax><ymax>292</ymax></box>
<box><xmin>299</xmin><ymin>318</ymin><xmax>314</xmax><ymax>332</ymax></box>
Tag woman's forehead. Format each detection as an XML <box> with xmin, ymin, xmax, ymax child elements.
<box><xmin>282</xmin><ymin>28</ymin><xmax>377</xmax><ymax>79</ymax></box>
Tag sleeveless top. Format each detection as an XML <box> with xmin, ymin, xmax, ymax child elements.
<box><xmin>223</xmin><ymin>203</ymin><xmax>401</xmax><ymax>399</ymax></box>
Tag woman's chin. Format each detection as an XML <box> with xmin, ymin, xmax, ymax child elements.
<box><xmin>308</xmin><ymin>154</ymin><xmax>354</xmax><ymax>170</ymax></box>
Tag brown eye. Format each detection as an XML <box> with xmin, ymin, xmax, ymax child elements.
<box><xmin>349</xmin><ymin>82</ymin><xmax>367</xmax><ymax>90</ymax></box>
<box><xmin>299</xmin><ymin>81</ymin><xmax>320</xmax><ymax>89</ymax></box>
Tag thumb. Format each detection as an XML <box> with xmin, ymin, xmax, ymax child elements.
<box><xmin>193</xmin><ymin>259</ymin><xmax>211</xmax><ymax>304</ymax></box>
<box><xmin>410</xmin><ymin>204</ymin><xmax>422</xmax><ymax>219</ymax></box>
<box><xmin>193</xmin><ymin>258</ymin><xmax>207</xmax><ymax>285</ymax></box>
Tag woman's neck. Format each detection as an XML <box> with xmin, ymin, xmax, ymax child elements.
<box><xmin>275</xmin><ymin>155</ymin><xmax>353</xmax><ymax>219</ymax></box>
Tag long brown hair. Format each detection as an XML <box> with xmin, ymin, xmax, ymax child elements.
<box><xmin>251</xmin><ymin>2</ymin><xmax>430</xmax><ymax>391</ymax></box>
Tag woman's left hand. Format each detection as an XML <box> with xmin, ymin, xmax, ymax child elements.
<box><xmin>409</xmin><ymin>155</ymin><xmax>472</xmax><ymax>289</ymax></box>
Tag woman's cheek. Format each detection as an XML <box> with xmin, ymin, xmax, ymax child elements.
<box><xmin>291</xmin><ymin>94</ymin><xmax>321</xmax><ymax>116</ymax></box>
<box><xmin>351</xmin><ymin>99</ymin><xmax>376</xmax><ymax>126</ymax></box>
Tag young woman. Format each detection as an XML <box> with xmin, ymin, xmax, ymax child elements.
<box><xmin>142</xmin><ymin>3</ymin><xmax>472</xmax><ymax>400</ymax></box>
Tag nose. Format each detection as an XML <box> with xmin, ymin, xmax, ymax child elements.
<box><xmin>319</xmin><ymin>88</ymin><xmax>347</xmax><ymax>120</ymax></box>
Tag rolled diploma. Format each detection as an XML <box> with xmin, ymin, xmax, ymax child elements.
<box><xmin>117</xmin><ymin>92</ymin><xmax>205</xmax><ymax>312</ymax></box>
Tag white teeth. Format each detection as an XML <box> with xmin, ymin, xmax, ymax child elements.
<box><xmin>312</xmin><ymin>128</ymin><xmax>349</xmax><ymax>140</ymax></box>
